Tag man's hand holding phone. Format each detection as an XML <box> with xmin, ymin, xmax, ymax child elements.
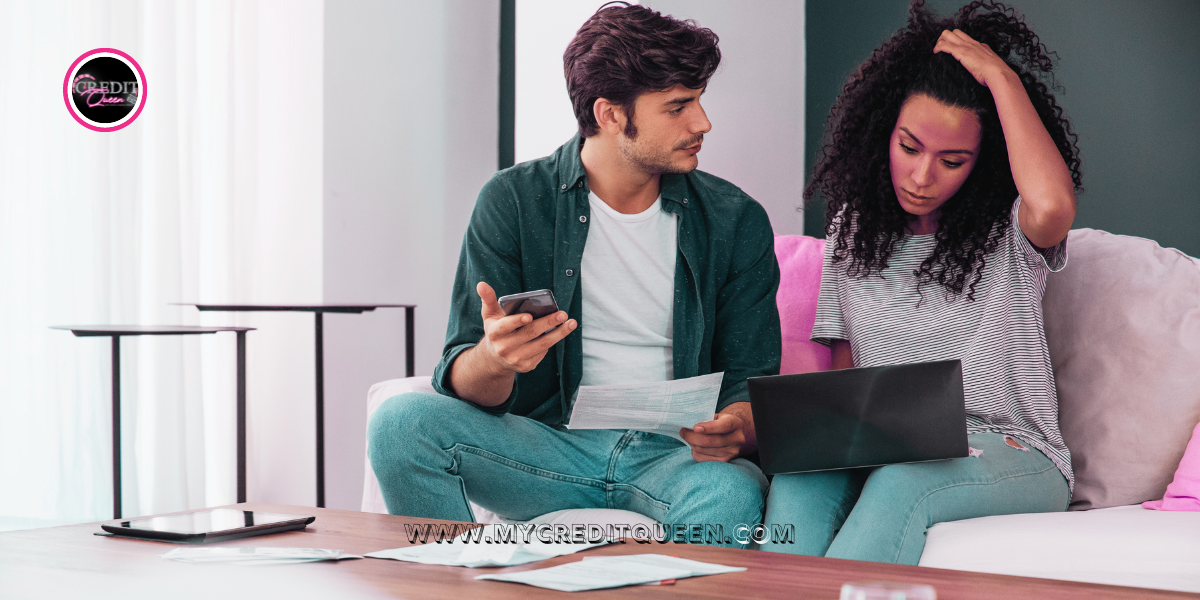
<box><xmin>477</xmin><ymin>282</ymin><xmax>576</xmax><ymax>373</ymax></box>
<box><xmin>449</xmin><ymin>282</ymin><xmax>577</xmax><ymax>407</ymax></box>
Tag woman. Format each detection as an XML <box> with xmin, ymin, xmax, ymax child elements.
<box><xmin>762</xmin><ymin>0</ymin><xmax>1082</xmax><ymax>564</ymax></box>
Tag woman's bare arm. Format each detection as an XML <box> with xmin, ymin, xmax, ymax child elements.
<box><xmin>831</xmin><ymin>339</ymin><xmax>855</xmax><ymax>370</ymax></box>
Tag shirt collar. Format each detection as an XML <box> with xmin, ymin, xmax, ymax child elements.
<box><xmin>556</xmin><ymin>134</ymin><xmax>587</xmax><ymax>191</ymax></box>
<box><xmin>556</xmin><ymin>134</ymin><xmax>691</xmax><ymax>210</ymax></box>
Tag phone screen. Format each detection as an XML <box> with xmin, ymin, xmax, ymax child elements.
<box><xmin>498</xmin><ymin>290</ymin><xmax>561</xmax><ymax>336</ymax></box>
<box><xmin>499</xmin><ymin>290</ymin><xmax>559</xmax><ymax>319</ymax></box>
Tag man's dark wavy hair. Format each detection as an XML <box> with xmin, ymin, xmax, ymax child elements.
<box><xmin>564</xmin><ymin>2</ymin><xmax>720</xmax><ymax>138</ymax></box>
<box><xmin>806</xmin><ymin>0</ymin><xmax>1082</xmax><ymax>300</ymax></box>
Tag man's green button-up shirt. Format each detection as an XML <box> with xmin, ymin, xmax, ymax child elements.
<box><xmin>432</xmin><ymin>135</ymin><xmax>781</xmax><ymax>426</ymax></box>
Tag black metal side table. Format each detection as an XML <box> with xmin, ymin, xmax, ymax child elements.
<box><xmin>174</xmin><ymin>304</ymin><xmax>415</xmax><ymax>507</ymax></box>
<box><xmin>51</xmin><ymin>325</ymin><xmax>255</xmax><ymax>519</ymax></box>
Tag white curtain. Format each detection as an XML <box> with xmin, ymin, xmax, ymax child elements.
<box><xmin>0</xmin><ymin>0</ymin><xmax>323</xmax><ymax>527</ymax></box>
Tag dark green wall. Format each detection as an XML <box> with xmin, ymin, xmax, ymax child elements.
<box><xmin>804</xmin><ymin>1</ymin><xmax>1200</xmax><ymax>259</ymax></box>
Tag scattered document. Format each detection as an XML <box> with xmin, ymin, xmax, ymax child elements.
<box><xmin>567</xmin><ymin>372</ymin><xmax>724</xmax><ymax>441</ymax></box>
<box><xmin>365</xmin><ymin>524</ymin><xmax>608</xmax><ymax>568</ymax></box>
<box><xmin>162</xmin><ymin>547</ymin><xmax>361</xmax><ymax>566</ymax></box>
<box><xmin>475</xmin><ymin>553</ymin><xmax>745</xmax><ymax>592</ymax></box>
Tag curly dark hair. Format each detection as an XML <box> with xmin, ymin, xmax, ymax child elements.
<box><xmin>564</xmin><ymin>2</ymin><xmax>720</xmax><ymax>138</ymax></box>
<box><xmin>806</xmin><ymin>0</ymin><xmax>1082</xmax><ymax>299</ymax></box>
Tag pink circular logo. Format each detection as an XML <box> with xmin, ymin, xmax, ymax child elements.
<box><xmin>63</xmin><ymin>48</ymin><xmax>147</xmax><ymax>132</ymax></box>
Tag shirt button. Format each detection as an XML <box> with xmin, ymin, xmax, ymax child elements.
<box><xmin>577</xmin><ymin>181</ymin><xmax>583</xmax><ymax>187</ymax></box>
<box><xmin>682</xmin><ymin>198</ymin><xmax>689</xmax><ymax>204</ymax></box>
<box><xmin>560</xmin><ymin>184</ymin><xmax>568</xmax><ymax>190</ymax></box>
<box><xmin>566</xmin><ymin>269</ymin><xmax>574</xmax><ymax>276</ymax></box>
<box><xmin>579</xmin><ymin>215</ymin><xmax>587</xmax><ymax>223</ymax></box>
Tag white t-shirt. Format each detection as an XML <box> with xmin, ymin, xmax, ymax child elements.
<box><xmin>579</xmin><ymin>191</ymin><xmax>678</xmax><ymax>386</ymax></box>
<box><xmin>811</xmin><ymin>198</ymin><xmax>1073</xmax><ymax>490</ymax></box>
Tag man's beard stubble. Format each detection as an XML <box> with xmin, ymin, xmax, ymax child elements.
<box><xmin>618</xmin><ymin>132</ymin><xmax>704</xmax><ymax>176</ymax></box>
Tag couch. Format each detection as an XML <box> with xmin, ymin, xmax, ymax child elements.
<box><xmin>362</xmin><ymin>228</ymin><xmax>1200</xmax><ymax>593</ymax></box>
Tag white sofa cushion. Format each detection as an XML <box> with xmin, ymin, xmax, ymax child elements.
<box><xmin>919</xmin><ymin>505</ymin><xmax>1200</xmax><ymax>593</ymax></box>
<box><xmin>362</xmin><ymin>376</ymin><xmax>659</xmax><ymax>529</ymax></box>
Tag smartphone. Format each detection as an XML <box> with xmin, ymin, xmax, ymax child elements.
<box><xmin>498</xmin><ymin>289</ymin><xmax>561</xmax><ymax>333</ymax></box>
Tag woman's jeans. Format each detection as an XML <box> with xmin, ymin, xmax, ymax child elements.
<box><xmin>368</xmin><ymin>392</ymin><xmax>768</xmax><ymax>548</ymax></box>
<box><xmin>761</xmin><ymin>432</ymin><xmax>1069</xmax><ymax>564</ymax></box>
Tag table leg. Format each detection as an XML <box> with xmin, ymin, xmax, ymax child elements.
<box><xmin>405</xmin><ymin>306</ymin><xmax>415</xmax><ymax>378</ymax></box>
<box><xmin>110</xmin><ymin>336</ymin><xmax>122</xmax><ymax>520</ymax></box>
<box><xmin>314</xmin><ymin>312</ymin><xmax>325</xmax><ymax>508</ymax></box>
<box><xmin>236</xmin><ymin>330</ymin><xmax>247</xmax><ymax>503</ymax></box>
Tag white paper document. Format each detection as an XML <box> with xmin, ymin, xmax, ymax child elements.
<box><xmin>162</xmin><ymin>547</ymin><xmax>361</xmax><ymax>566</ymax></box>
<box><xmin>365</xmin><ymin>524</ymin><xmax>607</xmax><ymax>568</ymax></box>
<box><xmin>475</xmin><ymin>553</ymin><xmax>745</xmax><ymax>592</ymax></box>
<box><xmin>566</xmin><ymin>372</ymin><xmax>724</xmax><ymax>441</ymax></box>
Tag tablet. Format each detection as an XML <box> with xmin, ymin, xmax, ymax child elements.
<box><xmin>101</xmin><ymin>509</ymin><xmax>315</xmax><ymax>543</ymax></box>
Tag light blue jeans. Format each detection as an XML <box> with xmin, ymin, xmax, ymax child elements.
<box><xmin>761</xmin><ymin>432</ymin><xmax>1069</xmax><ymax>564</ymax></box>
<box><xmin>368</xmin><ymin>392</ymin><xmax>768</xmax><ymax>547</ymax></box>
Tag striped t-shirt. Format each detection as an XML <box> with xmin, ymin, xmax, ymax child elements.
<box><xmin>811</xmin><ymin>198</ymin><xmax>1073</xmax><ymax>491</ymax></box>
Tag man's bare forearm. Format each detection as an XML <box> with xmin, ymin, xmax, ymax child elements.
<box><xmin>448</xmin><ymin>345</ymin><xmax>515</xmax><ymax>407</ymax></box>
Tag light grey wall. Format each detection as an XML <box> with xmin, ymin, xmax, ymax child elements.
<box><xmin>322</xmin><ymin>0</ymin><xmax>499</xmax><ymax>510</ymax></box>
<box><xmin>647</xmin><ymin>0</ymin><xmax>807</xmax><ymax>235</ymax></box>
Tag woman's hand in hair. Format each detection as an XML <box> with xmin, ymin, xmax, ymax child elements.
<box><xmin>936</xmin><ymin>30</ymin><xmax>1077</xmax><ymax>248</ymax></box>
<box><xmin>933</xmin><ymin>29</ymin><xmax>1016</xmax><ymax>91</ymax></box>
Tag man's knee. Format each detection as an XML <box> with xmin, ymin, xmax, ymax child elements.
<box><xmin>368</xmin><ymin>392</ymin><xmax>463</xmax><ymax>465</ymax></box>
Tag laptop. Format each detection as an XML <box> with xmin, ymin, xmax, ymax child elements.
<box><xmin>747</xmin><ymin>359</ymin><xmax>968</xmax><ymax>475</ymax></box>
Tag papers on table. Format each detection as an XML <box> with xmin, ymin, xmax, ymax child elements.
<box><xmin>566</xmin><ymin>372</ymin><xmax>724</xmax><ymax>441</ymax></box>
<box><xmin>365</xmin><ymin>524</ymin><xmax>608</xmax><ymax>568</ymax></box>
<box><xmin>162</xmin><ymin>547</ymin><xmax>362</xmax><ymax>566</ymax></box>
<box><xmin>475</xmin><ymin>554</ymin><xmax>744</xmax><ymax>592</ymax></box>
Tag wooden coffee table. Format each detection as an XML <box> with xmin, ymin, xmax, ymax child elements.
<box><xmin>1</xmin><ymin>503</ymin><xmax>1193</xmax><ymax>599</ymax></box>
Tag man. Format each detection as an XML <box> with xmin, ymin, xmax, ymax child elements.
<box><xmin>368</xmin><ymin>3</ymin><xmax>780</xmax><ymax>547</ymax></box>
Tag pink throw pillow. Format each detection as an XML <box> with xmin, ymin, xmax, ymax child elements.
<box><xmin>1143</xmin><ymin>420</ymin><xmax>1200</xmax><ymax>511</ymax></box>
<box><xmin>774</xmin><ymin>235</ymin><xmax>831</xmax><ymax>375</ymax></box>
